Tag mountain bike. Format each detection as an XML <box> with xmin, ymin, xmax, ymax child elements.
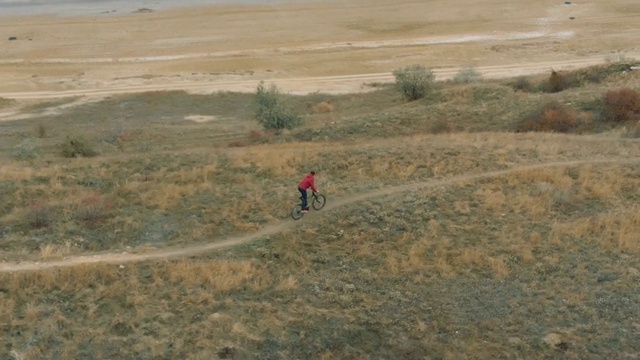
<box><xmin>291</xmin><ymin>192</ymin><xmax>326</xmax><ymax>220</ymax></box>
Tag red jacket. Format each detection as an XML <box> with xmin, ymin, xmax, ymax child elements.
<box><xmin>298</xmin><ymin>173</ymin><xmax>317</xmax><ymax>192</ymax></box>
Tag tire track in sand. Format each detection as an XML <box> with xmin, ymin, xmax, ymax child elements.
<box><xmin>1</xmin><ymin>157</ymin><xmax>638</xmax><ymax>273</ymax></box>
<box><xmin>3</xmin><ymin>55</ymin><xmax>639</xmax><ymax>100</ymax></box>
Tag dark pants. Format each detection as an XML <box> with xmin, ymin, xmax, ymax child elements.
<box><xmin>298</xmin><ymin>187</ymin><xmax>308</xmax><ymax>209</ymax></box>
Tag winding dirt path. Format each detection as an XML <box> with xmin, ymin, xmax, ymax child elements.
<box><xmin>2</xmin><ymin>157</ymin><xmax>638</xmax><ymax>273</ymax></box>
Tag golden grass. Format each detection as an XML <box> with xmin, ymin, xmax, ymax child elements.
<box><xmin>275</xmin><ymin>275</ymin><xmax>299</xmax><ymax>291</ymax></box>
<box><xmin>202</xmin><ymin>164</ymin><xmax>217</xmax><ymax>183</ymax></box>
<box><xmin>508</xmin><ymin>167</ymin><xmax>574</xmax><ymax>188</ymax></box>
<box><xmin>161</xmin><ymin>260</ymin><xmax>272</xmax><ymax>292</ymax></box>
<box><xmin>38</xmin><ymin>241</ymin><xmax>73</xmax><ymax>259</ymax></box>
<box><xmin>487</xmin><ymin>256</ymin><xmax>509</xmax><ymax>279</ymax></box>
<box><xmin>310</xmin><ymin>100</ymin><xmax>336</xmax><ymax>114</ymax></box>
<box><xmin>550</xmin><ymin>207</ymin><xmax>640</xmax><ymax>253</ymax></box>
<box><xmin>434</xmin><ymin>257</ymin><xmax>456</xmax><ymax>279</ymax></box>
<box><xmin>457</xmin><ymin>248</ymin><xmax>489</xmax><ymax>268</ymax></box>
<box><xmin>394</xmin><ymin>245</ymin><xmax>511</xmax><ymax>279</ymax></box>
<box><xmin>342</xmin><ymin>156</ymin><xmax>640</xmax><ymax>285</ymax></box>
<box><xmin>516</xmin><ymin>243</ymin><xmax>535</xmax><ymax>264</ymax></box>
<box><xmin>0</xmin><ymin>164</ymin><xmax>35</xmax><ymax>182</ymax></box>
<box><xmin>384</xmin><ymin>234</ymin><xmax>516</xmax><ymax>279</ymax></box>
<box><xmin>475</xmin><ymin>188</ymin><xmax>506</xmax><ymax>212</ymax></box>
<box><xmin>140</xmin><ymin>183</ymin><xmax>200</xmax><ymax>210</ymax></box>
<box><xmin>513</xmin><ymin>192</ymin><xmax>551</xmax><ymax>218</ymax></box>
<box><xmin>577</xmin><ymin>165</ymin><xmax>628</xmax><ymax>200</ymax></box>
<box><xmin>6</xmin><ymin>265</ymin><xmax>119</xmax><ymax>293</ymax></box>
<box><xmin>229</xmin><ymin>143</ymin><xmax>322</xmax><ymax>177</ymax></box>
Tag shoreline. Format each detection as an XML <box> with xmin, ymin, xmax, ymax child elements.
<box><xmin>0</xmin><ymin>0</ymin><xmax>317</xmax><ymax>18</ymax></box>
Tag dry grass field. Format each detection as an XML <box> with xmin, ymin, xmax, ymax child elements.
<box><xmin>2</xmin><ymin>63</ymin><xmax>640</xmax><ymax>359</ymax></box>
<box><xmin>2</xmin><ymin>0</ymin><xmax>640</xmax><ymax>359</ymax></box>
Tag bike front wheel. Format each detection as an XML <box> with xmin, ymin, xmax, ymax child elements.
<box><xmin>291</xmin><ymin>205</ymin><xmax>304</xmax><ymax>220</ymax></box>
<box><xmin>312</xmin><ymin>194</ymin><xmax>326</xmax><ymax>210</ymax></box>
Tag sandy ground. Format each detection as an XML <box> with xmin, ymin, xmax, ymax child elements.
<box><xmin>0</xmin><ymin>0</ymin><xmax>639</xmax><ymax>100</ymax></box>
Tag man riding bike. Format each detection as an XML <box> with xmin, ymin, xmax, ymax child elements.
<box><xmin>298</xmin><ymin>171</ymin><xmax>318</xmax><ymax>213</ymax></box>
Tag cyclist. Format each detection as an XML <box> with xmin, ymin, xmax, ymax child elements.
<box><xmin>298</xmin><ymin>171</ymin><xmax>318</xmax><ymax>213</ymax></box>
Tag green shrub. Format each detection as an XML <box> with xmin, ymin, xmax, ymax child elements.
<box><xmin>516</xmin><ymin>101</ymin><xmax>579</xmax><ymax>133</ymax></box>
<box><xmin>453</xmin><ymin>67</ymin><xmax>482</xmax><ymax>84</ymax></box>
<box><xmin>0</xmin><ymin>97</ymin><xmax>14</xmax><ymax>108</ymax></box>
<box><xmin>470</xmin><ymin>85</ymin><xmax>511</xmax><ymax>103</ymax></box>
<box><xmin>602</xmin><ymin>88</ymin><xmax>640</xmax><ymax>123</ymax></box>
<box><xmin>13</xmin><ymin>138</ymin><xmax>41</xmax><ymax>160</ymax></box>
<box><xmin>393</xmin><ymin>64</ymin><xmax>436</xmax><ymax>101</ymax></box>
<box><xmin>510</xmin><ymin>76</ymin><xmax>534</xmax><ymax>92</ymax></box>
<box><xmin>255</xmin><ymin>81</ymin><xmax>301</xmax><ymax>131</ymax></box>
<box><xmin>60</xmin><ymin>135</ymin><xmax>98</xmax><ymax>158</ymax></box>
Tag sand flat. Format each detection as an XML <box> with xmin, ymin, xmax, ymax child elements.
<box><xmin>0</xmin><ymin>0</ymin><xmax>639</xmax><ymax>96</ymax></box>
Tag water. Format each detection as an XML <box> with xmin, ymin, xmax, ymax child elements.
<box><xmin>0</xmin><ymin>0</ymin><xmax>310</xmax><ymax>17</ymax></box>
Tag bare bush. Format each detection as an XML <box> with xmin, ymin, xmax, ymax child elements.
<box><xmin>602</xmin><ymin>88</ymin><xmax>640</xmax><ymax>123</ymax></box>
<box><xmin>310</xmin><ymin>100</ymin><xmax>335</xmax><ymax>114</ymax></box>
<box><xmin>516</xmin><ymin>101</ymin><xmax>579</xmax><ymax>133</ymax></box>
<box><xmin>544</xmin><ymin>70</ymin><xmax>569</xmax><ymax>93</ymax></box>
<box><xmin>27</xmin><ymin>203</ymin><xmax>54</xmax><ymax>229</ymax></box>
<box><xmin>74</xmin><ymin>194</ymin><xmax>112</xmax><ymax>225</ymax></box>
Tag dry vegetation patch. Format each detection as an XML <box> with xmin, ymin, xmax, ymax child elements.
<box><xmin>2</xmin><ymin>64</ymin><xmax>640</xmax><ymax>358</ymax></box>
<box><xmin>3</xmin><ymin>160</ymin><xmax>639</xmax><ymax>358</ymax></box>
<box><xmin>1</xmin><ymin>131</ymin><xmax>640</xmax><ymax>259</ymax></box>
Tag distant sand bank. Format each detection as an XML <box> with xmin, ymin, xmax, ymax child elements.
<box><xmin>0</xmin><ymin>0</ymin><xmax>315</xmax><ymax>17</ymax></box>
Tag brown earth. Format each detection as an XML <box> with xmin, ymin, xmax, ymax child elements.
<box><xmin>0</xmin><ymin>0</ymin><xmax>639</xmax><ymax>99</ymax></box>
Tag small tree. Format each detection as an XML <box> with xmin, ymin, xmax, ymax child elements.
<box><xmin>393</xmin><ymin>64</ymin><xmax>436</xmax><ymax>101</ymax></box>
<box><xmin>255</xmin><ymin>81</ymin><xmax>301</xmax><ymax>131</ymax></box>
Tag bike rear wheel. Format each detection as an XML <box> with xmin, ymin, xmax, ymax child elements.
<box><xmin>291</xmin><ymin>205</ymin><xmax>304</xmax><ymax>220</ymax></box>
<box><xmin>312</xmin><ymin>194</ymin><xmax>326</xmax><ymax>210</ymax></box>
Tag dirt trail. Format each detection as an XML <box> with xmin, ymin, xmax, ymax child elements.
<box><xmin>2</xmin><ymin>55</ymin><xmax>638</xmax><ymax>100</ymax></box>
<box><xmin>1</xmin><ymin>157</ymin><xmax>638</xmax><ymax>273</ymax></box>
